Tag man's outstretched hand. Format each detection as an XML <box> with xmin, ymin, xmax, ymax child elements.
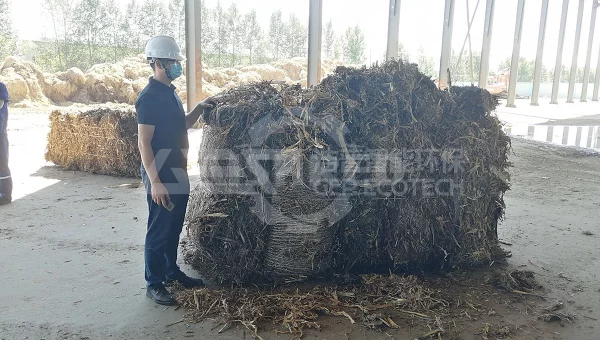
<box><xmin>198</xmin><ymin>98</ymin><xmax>216</xmax><ymax>110</ymax></box>
<box><xmin>199</xmin><ymin>97</ymin><xmax>218</xmax><ymax>123</ymax></box>
<box><xmin>186</xmin><ymin>97</ymin><xmax>219</xmax><ymax>129</ymax></box>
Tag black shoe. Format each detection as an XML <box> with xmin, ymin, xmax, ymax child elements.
<box><xmin>146</xmin><ymin>284</ymin><xmax>176</xmax><ymax>306</ymax></box>
<box><xmin>165</xmin><ymin>271</ymin><xmax>205</xmax><ymax>288</ymax></box>
<box><xmin>0</xmin><ymin>194</ymin><xmax>11</xmax><ymax>206</ymax></box>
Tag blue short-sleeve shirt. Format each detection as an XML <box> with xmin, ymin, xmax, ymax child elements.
<box><xmin>135</xmin><ymin>77</ymin><xmax>189</xmax><ymax>183</ymax></box>
<box><xmin>0</xmin><ymin>82</ymin><xmax>9</xmax><ymax>133</ymax></box>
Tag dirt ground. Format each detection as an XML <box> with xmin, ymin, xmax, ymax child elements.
<box><xmin>1</xmin><ymin>108</ymin><xmax>599</xmax><ymax>340</ymax></box>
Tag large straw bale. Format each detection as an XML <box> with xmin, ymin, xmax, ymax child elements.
<box><xmin>224</xmin><ymin>68</ymin><xmax>243</xmax><ymax>77</ymax></box>
<box><xmin>185</xmin><ymin>61</ymin><xmax>510</xmax><ymax>285</ymax></box>
<box><xmin>232</xmin><ymin>71</ymin><xmax>262</xmax><ymax>85</ymax></box>
<box><xmin>45</xmin><ymin>108</ymin><xmax>140</xmax><ymax>177</ymax></box>
<box><xmin>0</xmin><ymin>71</ymin><xmax>29</xmax><ymax>102</ymax></box>
<box><xmin>123</xmin><ymin>60</ymin><xmax>153</xmax><ymax>80</ymax></box>
<box><xmin>43</xmin><ymin>73</ymin><xmax>78</xmax><ymax>103</ymax></box>
<box><xmin>70</xmin><ymin>88</ymin><xmax>93</xmax><ymax>105</ymax></box>
<box><xmin>240</xmin><ymin>65</ymin><xmax>287</xmax><ymax>82</ymax></box>
<box><xmin>0</xmin><ymin>56</ymin><xmax>49</xmax><ymax>104</ymax></box>
<box><xmin>272</xmin><ymin>58</ymin><xmax>306</xmax><ymax>81</ymax></box>
<box><xmin>202</xmin><ymin>69</ymin><xmax>216</xmax><ymax>83</ymax></box>
<box><xmin>59</xmin><ymin>67</ymin><xmax>86</xmax><ymax>87</ymax></box>
<box><xmin>84</xmin><ymin>70</ymin><xmax>133</xmax><ymax>104</ymax></box>
<box><xmin>132</xmin><ymin>78</ymin><xmax>148</xmax><ymax>93</ymax></box>
<box><xmin>204</xmin><ymin>69</ymin><xmax>229</xmax><ymax>88</ymax></box>
<box><xmin>0</xmin><ymin>56</ymin><xmax>347</xmax><ymax>106</ymax></box>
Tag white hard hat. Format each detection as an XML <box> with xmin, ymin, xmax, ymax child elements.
<box><xmin>145</xmin><ymin>35</ymin><xmax>186</xmax><ymax>61</ymax></box>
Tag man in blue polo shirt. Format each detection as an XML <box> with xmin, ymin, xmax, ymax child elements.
<box><xmin>136</xmin><ymin>35</ymin><xmax>215</xmax><ymax>306</ymax></box>
<box><xmin>0</xmin><ymin>81</ymin><xmax>11</xmax><ymax>205</ymax></box>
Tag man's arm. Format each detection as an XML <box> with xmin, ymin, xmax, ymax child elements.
<box><xmin>185</xmin><ymin>99</ymin><xmax>215</xmax><ymax>129</ymax></box>
<box><xmin>0</xmin><ymin>82</ymin><xmax>8</xmax><ymax>105</ymax></box>
<box><xmin>138</xmin><ymin>124</ymin><xmax>170</xmax><ymax>207</ymax></box>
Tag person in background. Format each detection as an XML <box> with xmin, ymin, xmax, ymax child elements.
<box><xmin>0</xmin><ymin>81</ymin><xmax>12</xmax><ymax>205</ymax></box>
<box><xmin>136</xmin><ymin>35</ymin><xmax>215</xmax><ymax>306</ymax></box>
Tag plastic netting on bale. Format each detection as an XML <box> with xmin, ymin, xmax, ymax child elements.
<box><xmin>264</xmin><ymin>149</ymin><xmax>352</xmax><ymax>281</ymax></box>
<box><xmin>184</xmin><ymin>185</ymin><xmax>270</xmax><ymax>285</ymax></box>
<box><xmin>45</xmin><ymin>108</ymin><xmax>140</xmax><ymax>177</ymax></box>
<box><xmin>184</xmin><ymin>60</ymin><xmax>511</xmax><ymax>285</ymax></box>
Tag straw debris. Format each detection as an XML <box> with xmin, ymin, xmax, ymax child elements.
<box><xmin>487</xmin><ymin>269</ymin><xmax>542</xmax><ymax>293</ymax></box>
<box><xmin>174</xmin><ymin>274</ymin><xmax>448</xmax><ymax>338</ymax></box>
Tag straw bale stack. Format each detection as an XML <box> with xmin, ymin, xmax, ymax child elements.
<box><xmin>184</xmin><ymin>61</ymin><xmax>511</xmax><ymax>285</ymax></box>
<box><xmin>46</xmin><ymin>108</ymin><xmax>140</xmax><ymax>177</ymax></box>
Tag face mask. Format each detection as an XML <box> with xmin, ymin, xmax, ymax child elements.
<box><xmin>165</xmin><ymin>62</ymin><xmax>183</xmax><ymax>80</ymax></box>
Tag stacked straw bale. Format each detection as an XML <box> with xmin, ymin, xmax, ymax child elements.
<box><xmin>45</xmin><ymin>108</ymin><xmax>140</xmax><ymax>177</ymax></box>
<box><xmin>0</xmin><ymin>57</ymin><xmax>49</xmax><ymax>104</ymax></box>
<box><xmin>0</xmin><ymin>56</ymin><xmax>343</xmax><ymax>108</ymax></box>
<box><xmin>185</xmin><ymin>60</ymin><xmax>511</xmax><ymax>285</ymax></box>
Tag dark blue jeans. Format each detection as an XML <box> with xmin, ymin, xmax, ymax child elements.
<box><xmin>141</xmin><ymin>166</ymin><xmax>190</xmax><ymax>287</ymax></box>
<box><xmin>0</xmin><ymin>132</ymin><xmax>11</xmax><ymax>197</ymax></box>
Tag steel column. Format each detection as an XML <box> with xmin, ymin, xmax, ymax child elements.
<box><xmin>478</xmin><ymin>0</ymin><xmax>495</xmax><ymax>88</ymax></box>
<box><xmin>594</xmin><ymin>39</ymin><xmax>600</xmax><ymax>100</ymax></box>
<box><xmin>439</xmin><ymin>0</ymin><xmax>455</xmax><ymax>89</ymax></box>
<box><xmin>567</xmin><ymin>0</ymin><xmax>585</xmax><ymax>103</ymax></box>
<box><xmin>195</xmin><ymin>0</ymin><xmax>202</xmax><ymax>105</ymax></box>
<box><xmin>506</xmin><ymin>0</ymin><xmax>526</xmax><ymax>108</ymax></box>
<box><xmin>386</xmin><ymin>0</ymin><xmax>401</xmax><ymax>61</ymax></box>
<box><xmin>184</xmin><ymin>0</ymin><xmax>203</xmax><ymax>111</ymax></box>
<box><xmin>582</xmin><ymin>1</ymin><xmax>598</xmax><ymax>102</ymax></box>
<box><xmin>531</xmin><ymin>0</ymin><xmax>549</xmax><ymax>106</ymax></box>
<box><xmin>551</xmin><ymin>0</ymin><xmax>569</xmax><ymax>104</ymax></box>
<box><xmin>184</xmin><ymin>0</ymin><xmax>194</xmax><ymax>111</ymax></box>
<box><xmin>307</xmin><ymin>0</ymin><xmax>323</xmax><ymax>87</ymax></box>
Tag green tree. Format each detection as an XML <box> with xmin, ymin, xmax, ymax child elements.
<box><xmin>540</xmin><ymin>64</ymin><xmax>551</xmax><ymax>83</ymax></box>
<box><xmin>333</xmin><ymin>38</ymin><xmax>342</xmax><ymax>60</ymax></box>
<box><xmin>398</xmin><ymin>43</ymin><xmax>410</xmax><ymax>61</ymax></box>
<box><xmin>284</xmin><ymin>13</ymin><xmax>307</xmax><ymax>58</ymax></box>
<box><xmin>269</xmin><ymin>10</ymin><xmax>284</xmax><ymax>60</ymax></box>
<box><xmin>254</xmin><ymin>36</ymin><xmax>269</xmax><ymax>64</ymax></box>
<box><xmin>104</xmin><ymin>0</ymin><xmax>126</xmax><ymax>62</ymax></box>
<box><xmin>140</xmin><ymin>0</ymin><xmax>169</xmax><ymax>40</ymax></box>
<box><xmin>213</xmin><ymin>0</ymin><xmax>228</xmax><ymax>67</ymax></box>
<box><xmin>416</xmin><ymin>47</ymin><xmax>435</xmax><ymax>78</ymax></box>
<box><xmin>589</xmin><ymin>70</ymin><xmax>596</xmax><ymax>84</ymax></box>
<box><xmin>73</xmin><ymin>0</ymin><xmax>111</xmax><ymax>67</ymax></box>
<box><xmin>226</xmin><ymin>3</ymin><xmax>242</xmax><ymax>66</ymax></box>
<box><xmin>498</xmin><ymin>57</ymin><xmax>544</xmax><ymax>83</ymax></box>
<box><xmin>451</xmin><ymin>50</ymin><xmax>482</xmax><ymax>83</ymax></box>
<box><xmin>168</xmin><ymin>0</ymin><xmax>185</xmax><ymax>48</ymax></box>
<box><xmin>200</xmin><ymin>0</ymin><xmax>213</xmax><ymax>57</ymax></box>
<box><xmin>244</xmin><ymin>10</ymin><xmax>262</xmax><ymax>64</ymax></box>
<box><xmin>518</xmin><ymin>58</ymin><xmax>535</xmax><ymax>82</ymax></box>
<box><xmin>44</xmin><ymin>0</ymin><xmax>76</xmax><ymax>69</ymax></box>
<box><xmin>575</xmin><ymin>67</ymin><xmax>586</xmax><ymax>83</ymax></box>
<box><xmin>323</xmin><ymin>19</ymin><xmax>335</xmax><ymax>59</ymax></box>
<box><xmin>123</xmin><ymin>0</ymin><xmax>142</xmax><ymax>50</ymax></box>
<box><xmin>343</xmin><ymin>25</ymin><xmax>365</xmax><ymax>64</ymax></box>
<box><xmin>0</xmin><ymin>0</ymin><xmax>16</xmax><ymax>59</ymax></box>
<box><xmin>560</xmin><ymin>65</ymin><xmax>570</xmax><ymax>82</ymax></box>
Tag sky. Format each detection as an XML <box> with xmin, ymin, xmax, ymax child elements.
<box><xmin>10</xmin><ymin>0</ymin><xmax>600</xmax><ymax>71</ymax></box>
